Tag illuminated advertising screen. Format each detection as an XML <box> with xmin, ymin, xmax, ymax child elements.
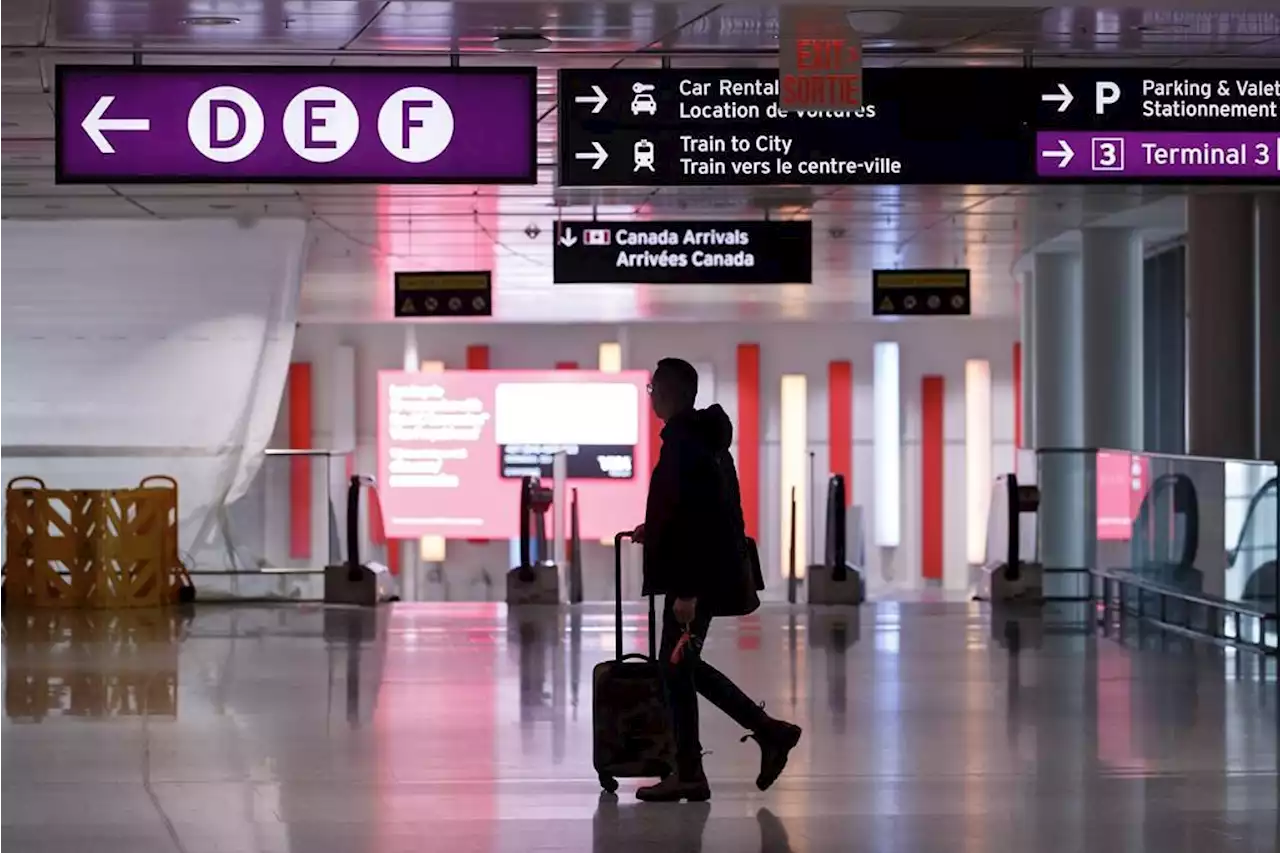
<box><xmin>377</xmin><ymin>370</ymin><xmax>650</xmax><ymax>539</ymax></box>
<box><xmin>1096</xmin><ymin>450</ymin><xmax>1150</xmax><ymax>541</ymax></box>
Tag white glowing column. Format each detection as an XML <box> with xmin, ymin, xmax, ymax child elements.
<box><xmin>873</xmin><ymin>342</ymin><xmax>901</xmax><ymax>547</ymax></box>
<box><xmin>965</xmin><ymin>359</ymin><xmax>992</xmax><ymax>564</ymax></box>
<box><xmin>780</xmin><ymin>374</ymin><xmax>809</xmax><ymax>579</ymax></box>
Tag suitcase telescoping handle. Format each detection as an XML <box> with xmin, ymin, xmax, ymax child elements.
<box><xmin>613</xmin><ymin>530</ymin><xmax>657</xmax><ymax>662</ymax></box>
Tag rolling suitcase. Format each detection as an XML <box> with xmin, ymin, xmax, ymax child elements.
<box><xmin>592</xmin><ymin>530</ymin><xmax>675</xmax><ymax>793</ymax></box>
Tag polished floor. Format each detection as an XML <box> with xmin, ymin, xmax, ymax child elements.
<box><xmin>2</xmin><ymin>602</ymin><xmax>1277</xmax><ymax>853</ymax></box>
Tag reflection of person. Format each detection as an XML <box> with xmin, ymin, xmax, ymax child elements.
<box><xmin>592</xmin><ymin>796</ymin><xmax>793</xmax><ymax>853</ymax></box>
<box><xmin>632</xmin><ymin>358</ymin><xmax>802</xmax><ymax>803</ymax></box>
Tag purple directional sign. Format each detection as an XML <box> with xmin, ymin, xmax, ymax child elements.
<box><xmin>1036</xmin><ymin>131</ymin><xmax>1280</xmax><ymax>180</ymax></box>
<box><xmin>56</xmin><ymin>66</ymin><xmax>537</xmax><ymax>184</ymax></box>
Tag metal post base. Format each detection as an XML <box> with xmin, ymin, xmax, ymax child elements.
<box><xmin>807</xmin><ymin>565</ymin><xmax>865</xmax><ymax>605</ymax></box>
<box><xmin>989</xmin><ymin>562</ymin><xmax>1045</xmax><ymax>604</ymax></box>
<box><xmin>324</xmin><ymin>562</ymin><xmax>396</xmax><ymax>607</ymax></box>
<box><xmin>506</xmin><ymin>563</ymin><xmax>560</xmax><ymax>606</ymax></box>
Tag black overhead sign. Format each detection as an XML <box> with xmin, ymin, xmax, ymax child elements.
<box><xmin>394</xmin><ymin>271</ymin><xmax>492</xmax><ymax>318</ymax></box>
<box><xmin>558</xmin><ymin>68</ymin><xmax>1280</xmax><ymax>186</ymax></box>
<box><xmin>552</xmin><ymin>221</ymin><xmax>812</xmax><ymax>285</ymax></box>
<box><xmin>873</xmin><ymin>269</ymin><xmax>971</xmax><ymax>317</ymax></box>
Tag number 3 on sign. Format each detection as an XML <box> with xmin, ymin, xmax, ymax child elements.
<box><xmin>1254</xmin><ymin>142</ymin><xmax>1272</xmax><ymax>167</ymax></box>
<box><xmin>1091</xmin><ymin>137</ymin><xmax>1125</xmax><ymax>172</ymax></box>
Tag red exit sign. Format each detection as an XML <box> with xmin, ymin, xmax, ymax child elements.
<box><xmin>779</xmin><ymin>9</ymin><xmax>863</xmax><ymax>111</ymax></box>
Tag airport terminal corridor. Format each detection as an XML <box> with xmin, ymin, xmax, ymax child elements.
<box><xmin>3</xmin><ymin>602</ymin><xmax>1276</xmax><ymax>853</ymax></box>
<box><xmin>3</xmin><ymin>1</ymin><xmax>1280</xmax><ymax>851</ymax></box>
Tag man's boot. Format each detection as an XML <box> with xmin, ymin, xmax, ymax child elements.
<box><xmin>636</xmin><ymin>765</ymin><xmax>711</xmax><ymax>803</ymax></box>
<box><xmin>741</xmin><ymin>717</ymin><xmax>803</xmax><ymax>791</ymax></box>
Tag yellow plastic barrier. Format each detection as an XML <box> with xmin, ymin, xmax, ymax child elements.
<box><xmin>3</xmin><ymin>476</ymin><xmax>190</xmax><ymax>609</ymax></box>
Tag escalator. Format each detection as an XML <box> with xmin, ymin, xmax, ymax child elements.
<box><xmin>1230</xmin><ymin>476</ymin><xmax>1277</xmax><ymax>609</ymax></box>
<box><xmin>1129</xmin><ymin>473</ymin><xmax>1201</xmax><ymax>593</ymax></box>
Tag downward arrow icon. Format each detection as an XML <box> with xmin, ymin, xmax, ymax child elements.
<box><xmin>559</xmin><ymin>228</ymin><xmax>578</xmax><ymax>247</ymax></box>
<box><xmin>81</xmin><ymin>95</ymin><xmax>150</xmax><ymax>154</ymax></box>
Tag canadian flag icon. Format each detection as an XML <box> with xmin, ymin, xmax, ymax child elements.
<box><xmin>584</xmin><ymin>228</ymin><xmax>612</xmax><ymax>245</ymax></box>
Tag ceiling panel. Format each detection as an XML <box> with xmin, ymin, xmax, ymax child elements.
<box><xmin>3</xmin><ymin>1</ymin><xmax>1259</xmax><ymax>323</ymax></box>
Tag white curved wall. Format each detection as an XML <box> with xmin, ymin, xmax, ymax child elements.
<box><xmin>1</xmin><ymin>218</ymin><xmax>307</xmax><ymax>553</ymax></box>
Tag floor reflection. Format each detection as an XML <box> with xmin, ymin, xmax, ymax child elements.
<box><xmin>0</xmin><ymin>601</ymin><xmax>1275</xmax><ymax>853</ymax></box>
<box><xmin>4</xmin><ymin>607</ymin><xmax>191</xmax><ymax>721</ymax></box>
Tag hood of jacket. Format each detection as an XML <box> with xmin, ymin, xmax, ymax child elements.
<box><xmin>693</xmin><ymin>404</ymin><xmax>734</xmax><ymax>453</ymax></box>
<box><xmin>661</xmin><ymin>404</ymin><xmax>734</xmax><ymax>453</ymax></box>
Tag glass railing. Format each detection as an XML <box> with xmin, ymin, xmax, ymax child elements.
<box><xmin>1033</xmin><ymin>447</ymin><xmax>1278</xmax><ymax>629</ymax></box>
<box><xmin>191</xmin><ymin>449</ymin><xmax>389</xmax><ymax>601</ymax></box>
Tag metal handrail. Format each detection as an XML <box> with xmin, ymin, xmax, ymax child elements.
<box><xmin>263</xmin><ymin>448</ymin><xmax>352</xmax><ymax>457</ymax></box>
<box><xmin>1036</xmin><ymin>446</ymin><xmax>1279</xmax><ymax>466</ymax></box>
<box><xmin>1091</xmin><ymin>567</ymin><xmax>1276</xmax><ymax>655</ymax></box>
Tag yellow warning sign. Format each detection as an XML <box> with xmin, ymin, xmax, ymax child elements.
<box><xmin>394</xmin><ymin>270</ymin><xmax>493</xmax><ymax>318</ymax></box>
<box><xmin>873</xmin><ymin>269</ymin><xmax>969</xmax><ymax>289</ymax></box>
<box><xmin>872</xmin><ymin>267</ymin><xmax>971</xmax><ymax>317</ymax></box>
<box><xmin>396</xmin><ymin>271</ymin><xmax>490</xmax><ymax>292</ymax></box>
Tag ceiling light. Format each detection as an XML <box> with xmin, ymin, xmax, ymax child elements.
<box><xmin>844</xmin><ymin>10</ymin><xmax>905</xmax><ymax>36</ymax></box>
<box><xmin>180</xmin><ymin>15</ymin><xmax>241</xmax><ymax>26</ymax></box>
<box><xmin>493</xmin><ymin>31</ymin><xmax>552</xmax><ymax>52</ymax></box>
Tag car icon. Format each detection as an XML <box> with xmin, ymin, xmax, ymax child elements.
<box><xmin>631</xmin><ymin>92</ymin><xmax>657</xmax><ymax>116</ymax></box>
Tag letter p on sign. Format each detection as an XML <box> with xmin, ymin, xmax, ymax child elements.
<box><xmin>1095</xmin><ymin>81</ymin><xmax>1121</xmax><ymax>115</ymax></box>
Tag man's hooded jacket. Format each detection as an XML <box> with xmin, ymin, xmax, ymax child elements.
<box><xmin>642</xmin><ymin>404</ymin><xmax>756</xmax><ymax>616</ymax></box>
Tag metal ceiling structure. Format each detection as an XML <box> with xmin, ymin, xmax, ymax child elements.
<box><xmin>2</xmin><ymin>1</ymin><xmax>1277</xmax><ymax>321</ymax></box>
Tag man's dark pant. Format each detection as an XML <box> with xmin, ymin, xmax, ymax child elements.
<box><xmin>659</xmin><ymin>594</ymin><xmax>766</xmax><ymax>777</ymax></box>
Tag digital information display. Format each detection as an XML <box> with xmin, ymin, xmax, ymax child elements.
<box><xmin>558</xmin><ymin>68</ymin><xmax>1280</xmax><ymax>186</ymax></box>
<box><xmin>377</xmin><ymin>370</ymin><xmax>649</xmax><ymax>539</ymax></box>
<box><xmin>1096</xmin><ymin>451</ymin><xmax>1150</xmax><ymax>541</ymax></box>
<box><xmin>553</xmin><ymin>220</ymin><xmax>812</xmax><ymax>284</ymax></box>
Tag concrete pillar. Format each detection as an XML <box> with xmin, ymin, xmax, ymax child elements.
<box><xmin>1032</xmin><ymin>252</ymin><xmax>1083</xmax><ymax>449</ymax></box>
<box><xmin>1081</xmin><ymin>227</ymin><xmax>1144</xmax><ymax>451</ymax></box>
<box><xmin>1257</xmin><ymin>194</ymin><xmax>1280</xmax><ymax>462</ymax></box>
<box><xmin>1031</xmin><ymin>252</ymin><xmax>1090</xmax><ymax>590</ymax></box>
<box><xmin>1186</xmin><ymin>194</ymin><xmax>1256</xmax><ymax>459</ymax></box>
<box><xmin>1019</xmin><ymin>271</ymin><xmax>1036</xmax><ymax>448</ymax></box>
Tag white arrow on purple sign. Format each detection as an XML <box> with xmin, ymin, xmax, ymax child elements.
<box><xmin>56</xmin><ymin>67</ymin><xmax>537</xmax><ymax>184</ymax></box>
<box><xmin>81</xmin><ymin>95</ymin><xmax>150</xmax><ymax>154</ymax></box>
<box><xmin>76</xmin><ymin>85</ymin><xmax>458</xmax><ymax>164</ymax></box>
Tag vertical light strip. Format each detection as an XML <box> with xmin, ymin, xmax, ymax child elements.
<box><xmin>402</xmin><ymin>326</ymin><xmax>419</xmax><ymax>371</ymax></box>
<box><xmin>598</xmin><ymin>342</ymin><xmax>622</xmax><ymax>373</ymax></box>
<box><xmin>965</xmin><ymin>359</ymin><xmax>993</xmax><ymax>564</ymax></box>
<box><xmin>736</xmin><ymin>344</ymin><xmax>761</xmax><ymax>538</ymax></box>
<box><xmin>287</xmin><ymin>363</ymin><xmax>313</xmax><ymax>559</ymax></box>
<box><xmin>828</xmin><ymin>361</ymin><xmax>853</xmax><ymax>503</ymax></box>
<box><xmin>779</xmin><ymin>374</ymin><xmax>808</xmax><ymax>579</ymax></box>
<box><xmin>419</xmin><ymin>360</ymin><xmax>447</xmax><ymax>562</ymax></box>
<box><xmin>599</xmin><ymin>342</ymin><xmax>622</xmax><ymax>544</ymax></box>
<box><xmin>873</xmin><ymin>342</ymin><xmax>901</xmax><ymax>547</ymax></box>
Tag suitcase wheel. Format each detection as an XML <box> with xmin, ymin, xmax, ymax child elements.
<box><xmin>599</xmin><ymin>774</ymin><xmax>618</xmax><ymax>794</ymax></box>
